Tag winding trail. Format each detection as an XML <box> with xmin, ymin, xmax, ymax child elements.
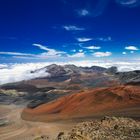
<box><xmin>0</xmin><ymin>105</ymin><xmax>74</xmax><ymax>140</ymax></box>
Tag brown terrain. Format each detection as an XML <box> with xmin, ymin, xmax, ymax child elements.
<box><xmin>22</xmin><ymin>85</ymin><xmax>140</xmax><ymax>122</ymax></box>
<box><xmin>0</xmin><ymin>65</ymin><xmax>140</xmax><ymax>139</ymax></box>
<box><xmin>0</xmin><ymin>105</ymin><xmax>76</xmax><ymax>140</ymax></box>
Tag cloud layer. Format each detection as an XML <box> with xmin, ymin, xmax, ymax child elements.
<box><xmin>1</xmin><ymin>60</ymin><xmax>140</xmax><ymax>85</ymax></box>
<box><xmin>0</xmin><ymin>63</ymin><xmax>50</xmax><ymax>85</ymax></box>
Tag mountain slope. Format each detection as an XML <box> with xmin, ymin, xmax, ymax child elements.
<box><xmin>22</xmin><ymin>85</ymin><xmax>140</xmax><ymax>122</ymax></box>
<box><xmin>116</xmin><ymin>70</ymin><xmax>140</xmax><ymax>84</ymax></box>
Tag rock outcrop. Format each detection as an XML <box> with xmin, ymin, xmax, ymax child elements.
<box><xmin>56</xmin><ymin>116</ymin><xmax>140</xmax><ymax>140</ymax></box>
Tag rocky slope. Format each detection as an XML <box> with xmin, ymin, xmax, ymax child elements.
<box><xmin>31</xmin><ymin>64</ymin><xmax>107</xmax><ymax>77</ymax></box>
<box><xmin>0</xmin><ymin>86</ymin><xmax>67</xmax><ymax>108</ymax></box>
<box><xmin>116</xmin><ymin>70</ymin><xmax>140</xmax><ymax>84</ymax></box>
<box><xmin>56</xmin><ymin>116</ymin><xmax>140</xmax><ymax>140</ymax></box>
<box><xmin>26</xmin><ymin>64</ymin><xmax>140</xmax><ymax>85</ymax></box>
<box><xmin>30</xmin><ymin>64</ymin><xmax>117</xmax><ymax>83</ymax></box>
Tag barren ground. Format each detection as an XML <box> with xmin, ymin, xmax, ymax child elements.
<box><xmin>0</xmin><ymin>105</ymin><xmax>75</xmax><ymax>140</ymax></box>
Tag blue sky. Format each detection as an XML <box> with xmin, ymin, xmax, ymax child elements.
<box><xmin>0</xmin><ymin>0</ymin><xmax>140</xmax><ymax>63</ymax></box>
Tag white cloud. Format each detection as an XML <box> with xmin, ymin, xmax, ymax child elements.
<box><xmin>77</xmin><ymin>9</ymin><xmax>90</xmax><ymax>16</ymax></box>
<box><xmin>12</xmin><ymin>56</ymin><xmax>41</xmax><ymax>60</ymax></box>
<box><xmin>84</xmin><ymin>46</ymin><xmax>101</xmax><ymax>50</ymax></box>
<box><xmin>63</xmin><ymin>59</ymin><xmax>140</xmax><ymax>72</ymax></box>
<box><xmin>89</xmin><ymin>50</ymin><xmax>94</xmax><ymax>53</ymax></box>
<box><xmin>116</xmin><ymin>0</ymin><xmax>140</xmax><ymax>7</ymax></box>
<box><xmin>33</xmin><ymin>43</ymin><xmax>50</xmax><ymax>51</ymax></box>
<box><xmin>68</xmin><ymin>52</ymin><xmax>85</xmax><ymax>58</ymax></box>
<box><xmin>87</xmin><ymin>37</ymin><xmax>112</xmax><ymax>42</ymax></box>
<box><xmin>125</xmin><ymin>46</ymin><xmax>139</xmax><ymax>50</ymax></box>
<box><xmin>97</xmin><ymin>37</ymin><xmax>112</xmax><ymax>42</ymax></box>
<box><xmin>93</xmin><ymin>52</ymin><xmax>112</xmax><ymax>57</ymax></box>
<box><xmin>0</xmin><ymin>52</ymin><xmax>34</xmax><ymax>56</ymax></box>
<box><xmin>63</xmin><ymin>25</ymin><xmax>85</xmax><ymax>31</ymax></box>
<box><xmin>118</xmin><ymin>0</ymin><xmax>138</xmax><ymax>5</ymax></box>
<box><xmin>33</xmin><ymin>43</ymin><xmax>66</xmax><ymax>57</ymax></box>
<box><xmin>79</xmin><ymin>49</ymin><xmax>83</xmax><ymax>52</ymax></box>
<box><xmin>0</xmin><ymin>64</ymin><xmax>8</xmax><ymax>69</ymax></box>
<box><xmin>0</xmin><ymin>63</ymin><xmax>50</xmax><ymax>85</ymax></box>
<box><xmin>122</xmin><ymin>52</ymin><xmax>127</xmax><ymax>55</ymax></box>
<box><xmin>71</xmin><ymin>49</ymin><xmax>76</xmax><ymax>52</ymax></box>
<box><xmin>130</xmin><ymin>51</ymin><xmax>134</xmax><ymax>54</ymax></box>
<box><xmin>0</xmin><ymin>44</ymin><xmax>68</xmax><ymax>60</ymax></box>
<box><xmin>76</xmin><ymin>37</ymin><xmax>92</xmax><ymax>42</ymax></box>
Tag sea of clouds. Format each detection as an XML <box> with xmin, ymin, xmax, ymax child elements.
<box><xmin>0</xmin><ymin>63</ymin><xmax>50</xmax><ymax>85</ymax></box>
<box><xmin>0</xmin><ymin>60</ymin><xmax>140</xmax><ymax>85</ymax></box>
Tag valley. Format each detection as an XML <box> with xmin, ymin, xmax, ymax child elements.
<box><xmin>0</xmin><ymin>64</ymin><xmax>140</xmax><ymax>140</ymax></box>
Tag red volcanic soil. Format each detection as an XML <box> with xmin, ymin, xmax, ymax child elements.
<box><xmin>22</xmin><ymin>85</ymin><xmax>140</xmax><ymax>122</ymax></box>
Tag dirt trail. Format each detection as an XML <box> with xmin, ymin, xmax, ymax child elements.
<box><xmin>0</xmin><ymin>105</ymin><xmax>74</xmax><ymax>140</ymax></box>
